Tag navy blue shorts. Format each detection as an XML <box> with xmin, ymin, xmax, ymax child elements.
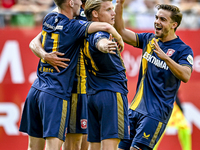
<box><xmin>118</xmin><ymin>109</ymin><xmax>167</xmax><ymax>149</ymax></box>
<box><xmin>19</xmin><ymin>87</ymin><xmax>70</xmax><ymax>141</ymax></box>
<box><xmin>68</xmin><ymin>93</ymin><xmax>88</xmax><ymax>134</ymax></box>
<box><xmin>87</xmin><ymin>91</ymin><xmax>130</xmax><ymax>142</ymax></box>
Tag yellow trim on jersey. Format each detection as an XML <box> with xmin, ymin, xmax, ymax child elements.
<box><xmin>69</xmin><ymin>94</ymin><xmax>78</xmax><ymax>133</ymax></box>
<box><xmin>117</xmin><ymin>92</ymin><xmax>124</xmax><ymax>139</ymax></box>
<box><xmin>149</xmin><ymin>122</ymin><xmax>163</xmax><ymax>148</ymax></box>
<box><xmin>58</xmin><ymin>99</ymin><xmax>68</xmax><ymax>139</ymax></box>
<box><xmin>83</xmin><ymin>39</ymin><xmax>99</xmax><ymax>71</ymax></box>
<box><xmin>130</xmin><ymin>38</ymin><xmax>158</xmax><ymax>110</ymax></box>
<box><xmin>130</xmin><ymin>77</ymin><xmax>144</xmax><ymax>110</ymax></box>
<box><xmin>77</xmin><ymin>50</ymin><xmax>87</xmax><ymax>94</ymax></box>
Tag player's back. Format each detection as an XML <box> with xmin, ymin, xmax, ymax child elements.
<box><xmin>32</xmin><ymin>12</ymin><xmax>91</xmax><ymax>100</ymax></box>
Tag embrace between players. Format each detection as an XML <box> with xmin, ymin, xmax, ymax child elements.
<box><xmin>19</xmin><ymin>0</ymin><xmax>193</xmax><ymax>150</ymax></box>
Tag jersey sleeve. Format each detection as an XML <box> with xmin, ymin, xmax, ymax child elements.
<box><xmin>92</xmin><ymin>31</ymin><xmax>110</xmax><ymax>48</ymax></box>
<box><xmin>68</xmin><ymin>20</ymin><xmax>92</xmax><ymax>39</ymax></box>
<box><xmin>178</xmin><ymin>46</ymin><xmax>193</xmax><ymax>70</ymax></box>
<box><xmin>136</xmin><ymin>32</ymin><xmax>153</xmax><ymax>49</ymax></box>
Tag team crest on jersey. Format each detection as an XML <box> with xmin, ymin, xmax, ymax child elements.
<box><xmin>81</xmin><ymin>119</ymin><xmax>87</xmax><ymax>129</ymax></box>
<box><xmin>79</xmin><ymin>20</ymin><xmax>87</xmax><ymax>25</ymax></box>
<box><xmin>187</xmin><ymin>54</ymin><xmax>193</xmax><ymax>65</ymax></box>
<box><xmin>166</xmin><ymin>49</ymin><xmax>175</xmax><ymax>57</ymax></box>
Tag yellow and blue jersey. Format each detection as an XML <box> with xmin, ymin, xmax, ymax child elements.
<box><xmin>83</xmin><ymin>31</ymin><xmax>128</xmax><ymax>95</ymax></box>
<box><xmin>130</xmin><ymin>33</ymin><xmax>193</xmax><ymax>123</ymax></box>
<box><xmin>32</xmin><ymin>12</ymin><xmax>91</xmax><ymax>100</ymax></box>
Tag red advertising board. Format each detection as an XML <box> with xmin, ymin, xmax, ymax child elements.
<box><xmin>0</xmin><ymin>27</ymin><xmax>200</xmax><ymax>150</ymax></box>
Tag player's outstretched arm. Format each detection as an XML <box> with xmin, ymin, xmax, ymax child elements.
<box><xmin>29</xmin><ymin>32</ymin><xmax>70</xmax><ymax>72</ymax></box>
<box><xmin>88</xmin><ymin>22</ymin><xmax>124</xmax><ymax>52</ymax></box>
<box><xmin>114</xmin><ymin>0</ymin><xmax>137</xmax><ymax>47</ymax></box>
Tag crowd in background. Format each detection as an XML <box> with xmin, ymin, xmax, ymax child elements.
<box><xmin>0</xmin><ymin>0</ymin><xmax>200</xmax><ymax>29</ymax></box>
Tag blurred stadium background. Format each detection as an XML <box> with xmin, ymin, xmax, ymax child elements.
<box><xmin>0</xmin><ymin>0</ymin><xmax>200</xmax><ymax>149</ymax></box>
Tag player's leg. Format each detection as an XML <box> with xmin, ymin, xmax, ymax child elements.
<box><xmin>62</xmin><ymin>93</ymin><xmax>88</xmax><ymax>150</ymax></box>
<box><xmin>19</xmin><ymin>87</ymin><xmax>45</xmax><ymax>150</ymax></box>
<box><xmin>178</xmin><ymin>128</ymin><xmax>192</xmax><ymax>150</ymax></box>
<box><xmin>62</xmin><ymin>133</ymin><xmax>83</xmax><ymax>150</ymax></box>
<box><xmin>28</xmin><ymin>136</ymin><xmax>45</xmax><ymax>150</ymax></box>
<box><xmin>45</xmin><ymin>137</ymin><xmax>63</xmax><ymax>150</ymax></box>
<box><xmin>101</xmin><ymin>138</ymin><xmax>120</xmax><ymax>150</ymax></box>
<box><xmin>129</xmin><ymin>113</ymin><xmax>167</xmax><ymax>150</ymax></box>
<box><xmin>88</xmin><ymin>142</ymin><xmax>101</xmax><ymax>150</ymax></box>
<box><xmin>100</xmin><ymin>92</ymin><xmax>129</xmax><ymax>150</ymax></box>
<box><xmin>38</xmin><ymin>92</ymin><xmax>70</xmax><ymax>150</ymax></box>
<box><xmin>81</xmin><ymin>134</ymin><xmax>89</xmax><ymax>150</ymax></box>
<box><xmin>87</xmin><ymin>94</ymin><xmax>101</xmax><ymax>150</ymax></box>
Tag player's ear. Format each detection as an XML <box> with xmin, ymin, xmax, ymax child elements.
<box><xmin>69</xmin><ymin>0</ymin><xmax>74</xmax><ymax>7</ymax></box>
<box><xmin>172</xmin><ymin>22</ymin><xmax>178</xmax><ymax>30</ymax></box>
<box><xmin>92</xmin><ymin>10</ymin><xmax>98</xmax><ymax>18</ymax></box>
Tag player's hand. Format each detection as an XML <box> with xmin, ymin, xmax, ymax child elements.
<box><xmin>106</xmin><ymin>34</ymin><xmax>118</xmax><ymax>54</ymax></box>
<box><xmin>153</xmin><ymin>38</ymin><xmax>168</xmax><ymax>61</ymax></box>
<box><xmin>116</xmin><ymin>36</ymin><xmax>124</xmax><ymax>52</ymax></box>
<box><xmin>116</xmin><ymin>0</ymin><xmax>125</xmax><ymax>4</ymax></box>
<box><xmin>43</xmin><ymin>51</ymin><xmax>70</xmax><ymax>72</ymax></box>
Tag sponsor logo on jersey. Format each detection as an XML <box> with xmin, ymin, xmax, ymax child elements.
<box><xmin>81</xmin><ymin>119</ymin><xmax>87</xmax><ymax>129</ymax></box>
<box><xmin>143</xmin><ymin>132</ymin><xmax>150</xmax><ymax>139</ymax></box>
<box><xmin>143</xmin><ymin>52</ymin><xmax>169</xmax><ymax>70</ymax></box>
<box><xmin>166</xmin><ymin>49</ymin><xmax>175</xmax><ymax>57</ymax></box>
<box><xmin>187</xmin><ymin>54</ymin><xmax>193</xmax><ymax>65</ymax></box>
<box><xmin>44</xmin><ymin>22</ymin><xmax>63</xmax><ymax>30</ymax></box>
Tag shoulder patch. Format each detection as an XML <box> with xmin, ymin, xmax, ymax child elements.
<box><xmin>187</xmin><ymin>54</ymin><xmax>193</xmax><ymax>65</ymax></box>
<box><xmin>94</xmin><ymin>32</ymin><xmax>104</xmax><ymax>39</ymax></box>
<box><xmin>79</xmin><ymin>20</ymin><xmax>87</xmax><ymax>25</ymax></box>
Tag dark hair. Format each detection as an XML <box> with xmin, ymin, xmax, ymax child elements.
<box><xmin>156</xmin><ymin>4</ymin><xmax>182</xmax><ymax>31</ymax></box>
<box><xmin>54</xmin><ymin>0</ymin><xmax>67</xmax><ymax>8</ymax></box>
<box><xmin>82</xmin><ymin>0</ymin><xmax>87</xmax><ymax>3</ymax></box>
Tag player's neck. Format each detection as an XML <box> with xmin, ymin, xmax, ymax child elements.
<box><xmin>60</xmin><ymin>8</ymin><xmax>74</xmax><ymax>19</ymax></box>
<box><xmin>160</xmin><ymin>33</ymin><xmax>178</xmax><ymax>43</ymax></box>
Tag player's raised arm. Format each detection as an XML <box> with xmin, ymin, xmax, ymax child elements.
<box><xmin>29</xmin><ymin>32</ymin><xmax>70</xmax><ymax>72</ymax></box>
<box><xmin>114</xmin><ymin>0</ymin><xmax>137</xmax><ymax>47</ymax></box>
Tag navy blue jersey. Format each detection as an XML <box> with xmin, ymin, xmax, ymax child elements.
<box><xmin>130</xmin><ymin>33</ymin><xmax>193</xmax><ymax>123</ymax></box>
<box><xmin>76</xmin><ymin>7</ymin><xmax>87</xmax><ymax>21</ymax></box>
<box><xmin>83</xmin><ymin>31</ymin><xmax>128</xmax><ymax>95</ymax></box>
<box><xmin>72</xmin><ymin>6</ymin><xmax>88</xmax><ymax>94</ymax></box>
<box><xmin>32</xmin><ymin>12</ymin><xmax>91</xmax><ymax>100</ymax></box>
